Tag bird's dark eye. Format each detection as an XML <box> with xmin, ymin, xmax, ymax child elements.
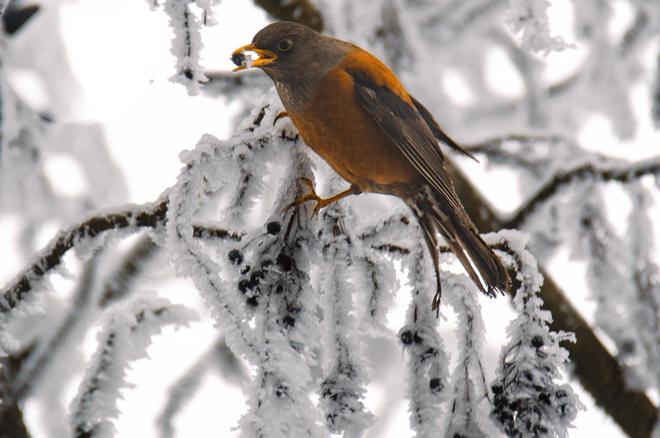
<box><xmin>277</xmin><ymin>38</ymin><xmax>293</xmax><ymax>52</ymax></box>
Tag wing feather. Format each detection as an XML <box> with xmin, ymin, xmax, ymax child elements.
<box><xmin>347</xmin><ymin>68</ymin><xmax>474</xmax><ymax>229</ymax></box>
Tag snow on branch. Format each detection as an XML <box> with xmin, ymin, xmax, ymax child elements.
<box><xmin>443</xmin><ymin>273</ymin><xmax>490</xmax><ymax>438</ymax></box>
<box><xmin>69</xmin><ymin>295</ymin><xmax>197</xmax><ymax>438</ymax></box>
<box><xmin>505</xmin><ymin>158</ymin><xmax>660</xmax><ymax>229</ymax></box>
<box><xmin>488</xmin><ymin>231</ymin><xmax>581</xmax><ymax>438</ymax></box>
<box><xmin>316</xmin><ymin>206</ymin><xmax>373</xmax><ymax>437</ymax></box>
<box><xmin>0</xmin><ymin>199</ymin><xmax>241</xmax><ymax>322</ymax></box>
<box><xmin>504</xmin><ymin>0</ymin><xmax>572</xmax><ymax>54</ymax></box>
<box><xmin>398</xmin><ymin>243</ymin><xmax>449</xmax><ymax>437</ymax></box>
<box><xmin>152</xmin><ymin>0</ymin><xmax>219</xmax><ymax>94</ymax></box>
<box><xmin>97</xmin><ymin>235</ymin><xmax>159</xmax><ymax>308</ymax></box>
<box><xmin>625</xmin><ymin>185</ymin><xmax>660</xmax><ymax>392</ymax></box>
<box><xmin>236</xmin><ymin>133</ymin><xmax>325</xmax><ymax>438</ymax></box>
<box><xmin>158</xmin><ymin>336</ymin><xmax>248</xmax><ymax>438</ymax></box>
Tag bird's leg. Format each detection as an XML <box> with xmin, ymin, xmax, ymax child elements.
<box><xmin>273</xmin><ymin>111</ymin><xmax>289</xmax><ymax>125</ymax></box>
<box><xmin>288</xmin><ymin>177</ymin><xmax>361</xmax><ymax>215</ymax></box>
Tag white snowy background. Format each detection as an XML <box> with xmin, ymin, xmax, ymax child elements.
<box><xmin>0</xmin><ymin>0</ymin><xmax>658</xmax><ymax>437</ymax></box>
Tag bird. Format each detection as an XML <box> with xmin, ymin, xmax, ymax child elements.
<box><xmin>232</xmin><ymin>21</ymin><xmax>511</xmax><ymax>309</ymax></box>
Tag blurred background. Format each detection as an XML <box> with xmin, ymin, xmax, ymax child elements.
<box><xmin>0</xmin><ymin>0</ymin><xmax>658</xmax><ymax>437</ymax></box>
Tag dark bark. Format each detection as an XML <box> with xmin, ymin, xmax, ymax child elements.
<box><xmin>253</xmin><ymin>0</ymin><xmax>323</xmax><ymax>32</ymax></box>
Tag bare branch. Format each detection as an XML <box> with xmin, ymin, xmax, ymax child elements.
<box><xmin>253</xmin><ymin>0</ymin><xmax>323</xmax><ymax>32</ymax></box>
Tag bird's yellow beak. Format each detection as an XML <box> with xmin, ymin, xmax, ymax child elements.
<box><xmin>231</xmin><ymin>44</ymin><xmax>278</xmax><ymax>72</ymax></box>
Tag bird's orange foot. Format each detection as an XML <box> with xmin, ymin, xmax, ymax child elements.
<box><xmin>273</xmin><ymin>111</ymin><xmax>289</xmax><ymax>126</ymax></box>
<box><xmin>287</xmin><ymin>178</ymin><xmax>361</xmax><ymax>216</ymax></box>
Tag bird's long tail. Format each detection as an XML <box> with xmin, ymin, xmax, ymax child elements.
<box><xmin>410</xmin><ymin>192</ymin><xmax>511</xmax><ymax>305</ymax></box>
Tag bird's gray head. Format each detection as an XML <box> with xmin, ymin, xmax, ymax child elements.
<box><xmin>231</xmin><ymin>21</ymin><xmax>350</xmax><ymax>85</ymax></box>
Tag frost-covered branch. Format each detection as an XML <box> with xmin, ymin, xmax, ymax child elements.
<box><xmin>443</xmin><ymin>273</ymin><xmax>490</xmax><ymax>438</ymax></box>
<box><xmin>97</xmin><ymin>235</ymin><xmax>159</xmax><ymax>308</ymax></box>
<box><xmin>505</xmin><ymin>158</ymin><xmax>660</xmax><ymax>229</ymax></box>
<box><xmin>398</xmin><ymin>244</ymin><xmax>448</xmax><ymax>437</ymax></box>
<box><xmin>317</xmin><ymin>206</ymin><xmax>373</xmax><ymax>437</ymax></box>
<box><xmin>488</xmin><ymin>233</ymin><xmax>581</xmax><ymax>438</ymax></box>
<box><xmin>158</xmin><ymin>336</ymin><xmax>248</xmax><ymax>438</ymax></box>
<box><xmin>70</xmin><ymin>296</ymin><xmax>196</xmax><ymax>438</ymax></box>
<box><xmin>13</xmin><ymin>254</ymin><xmax>103</xmax><ymax>401</ymax></box>
<box><xmin>150</xmin><ymin>0</ymin><xmax>219</xmax><ymax>94</ymax></box>
<box><xmin>443</xmin><ymin>160</ymin><xmax>659</xmax><ymax>437</ymax></box>
<box><xmin>0</xmin><ymin>199</ymin><xmax>242</xmax><ymax>318</ymax></box>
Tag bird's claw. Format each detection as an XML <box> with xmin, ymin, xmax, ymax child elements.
<box><xmin>286</xmin><ymin>177</ymin><xmax>324</xmax><ymax>216</ymax></box>
<box><xmin>273</xmin><ymin>111</ymin><xmax>290</xmax><ymax>126</ymax></box>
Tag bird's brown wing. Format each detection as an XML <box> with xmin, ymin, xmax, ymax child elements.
<box><xmin>346</xmin><ymin>68</ymin><xmax>474</xmax><ymax>228</ymax></box>
<box><xmin>410</xmin><ymin>96</ymin><xmax>478</xmax><ymax>162</ymax></box>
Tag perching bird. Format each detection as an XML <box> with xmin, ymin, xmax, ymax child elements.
<box><xmin>232</xmin><ymin>21</ymin><xmax>511</xmax><ymax>308</ymax></box>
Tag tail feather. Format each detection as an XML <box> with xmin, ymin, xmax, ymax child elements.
<box><xmin>410</xmin><ymin>191</ymin><xmax>511</xmax><ymax>302</ymax></box>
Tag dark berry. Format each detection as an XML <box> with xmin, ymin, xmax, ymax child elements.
<box><xmin>266</xmin><ymin>221</ymin><xmax>281</xmax><ymax>235</ymax></box>
<box><xmin>539</xmin><ymin>393</ymin><xmax>551</xmax><ymax>405</ymax></box>
<box><xmin>400</xmin><ymin>330</ymin><xmax>413</xmax><ymax>345</ymax></box>
<box><xmin>429</xmin><ymin>378</ymin><xmax>443</xmax><ymax>392</ymax></box>
<box><xmin>231</xmin><ymin>51</ymin><xmax>245</xmax><ymax>67</ymax></box>
<box><xmin>492</xmin><ymin>384</ymin><xmax>503</xmax><ymax>395</ymax></box>
<box><xmin>238</xmin><ymin>279</ymin><xmax>253</xmax><ymax>293</ymax></box>
<box><xmin>276</xmin><ymin>253</ymin><xmax>293</xmax><ymax>272</ymax></box>
<box><xmin>228</xmin><ymin>249</ymin><xmax>243</xmax><ymax>265</ymax></box>
<box><xmin>275</xmin><ymin>386</ymin><xmax>286</xmax><ymax>398</ymax></box>
<box><xmin>531</xmin><ymin>335</ymin><xmax>544</xmax><ymax>348</ymax></box>
<box><xmin>183</xmin><ymin>68</ymin><xmax>194</xmax><ymax>80</ymax></box>
<box><xmin>246</xmin><ymin>296</ymin><xmax>258</xmax><ymax>306</ymax></box>
<box><xmin>413</xmin><ymin>331</ymin><xmax>423</xmax><ymax>344</ymax></box>
<box><xmin>250</xmin><ymin>270</ymin><xmax>265</xmax><ymax>283</ymax></box>
<box><xmin>282</xmin><ymin>315</ymin><xmax>295</xmax><ymax>328</ymax></box>
<box><xmin>241</xmin><ymin>265</ymin><xmax>251</xmax><ymax>275</ymax></box>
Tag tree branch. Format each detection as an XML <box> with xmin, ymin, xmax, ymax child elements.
<box><xmin>446</xmin><ymin>161</ymin><xmax>658</xmax><ymax>438</ymax></box>
<box><xmin>0</xmin><ymin>200</ymin><xmax>243</xmax><ymax>316</ymax></box>
<box><xmin>504</xmin><ymin>159</ymin><xmax>660</xmax><ymax>229</ymax></box>
<box><xmin>252</xmin><ymin>0</ymin><xmax>323</xmax><ymax>32</ymax></box>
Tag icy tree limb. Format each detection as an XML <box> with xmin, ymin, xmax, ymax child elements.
<box><xmin>489</xmin><ymin>234</ymin><xmax>581</xmax><ymax>438</ymax></box>
<box><xmin>446</xmin><ymin>161</ymin><xmax>659</xmax><ymax>438</ymax></box>
<box><xmin>399</xmin><ymin>244</ymin><xmax>449</xmax><ymax>437</ymax></box>
<box><xmin>0</xmin><ymin>200</ymin><xmax>243</xmax><ymax>317</ymax></box>
<box><xmin>504</xmin><ymin>158</ymin><xmax>660</xmax><ymax>229</ymax></box>
<box><xmin>253</xmin><ymin>0</ymin><xmax>323</xmax><ymax>32</ymax></box>
<box><xmin>443</xmin><ymin>274</ymin><xmax>490</xmax><ymax>438</ymax></box>
<box><xmin>13</xmin><ymin>254</ymin><xmax>102</xmax><ymax>401</ymax></box>
<box><xmin>317</xmin><ymin>207</ymin><xmax>374</xmax><ymax>437</ymax></box>
<box><xmin>69</xmin><ymin>296</ymin><xmax>197</xmax><ymax>438</ymax></box>
<box><xmin>98</xmin><ymin>235</ymin><xmax>159</xmax><ymax>307</ymax></box>
<box><xmin>158</xmin><ymin>336</ymin><xmax>248</xmax><ymax>438</ymax></box>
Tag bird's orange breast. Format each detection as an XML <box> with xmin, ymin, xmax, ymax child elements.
<box><xmin>287</xmin><ymin>47</ymin><xmax>420</xmax><ymax>195</ymax></box>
